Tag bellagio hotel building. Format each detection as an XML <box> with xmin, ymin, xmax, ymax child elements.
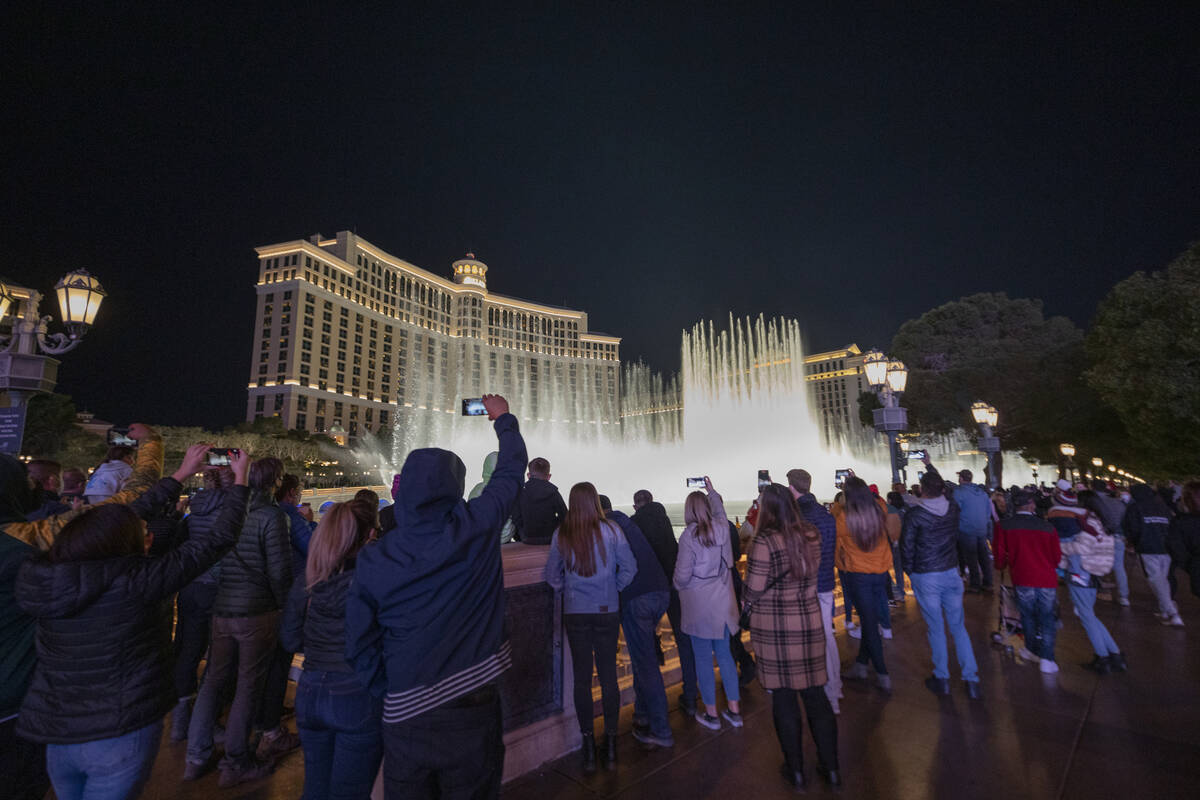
<box><xmin>248</xmin><ymin>231</ymin><xmax>621</xmax><ymax>444</ymax></box>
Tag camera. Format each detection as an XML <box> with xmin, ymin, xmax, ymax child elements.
<box><xmin>461</xmin><ymin>398</ymin><xmax>487</xmax><ymax>416</ymax></box>
<box><xmin>757</xmin><ymin>469</ymin><xmax>771</xmax><ymax>490</ymax></box>
<box><xmin>207</xmin><ymin>447</ymin><xmax>238</xmax><ymax>467</ymax></box>
<box><xmin>107</xmin><ymin>427</ymin><xmax>137</xmax><ymax>447</ymax></box>
<box><xmin>686</xmin><ymin>477</ymin><xmax>706</xmax><ymax>489</ymax></box>
<box><xmin>834</xmin><ymin>468</ymin><xmax>851</xmax><ymax>489</ymax></box>
<box><xmin>907</xmin><ymin>449</ymin><xmax>928</xmax><ymax>460</ymax></box>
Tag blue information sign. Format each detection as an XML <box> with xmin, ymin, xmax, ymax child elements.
<box><xmin>0</xmin><ymin>406</ymin><xmax>27</xmax><ymax>455</ymax></box>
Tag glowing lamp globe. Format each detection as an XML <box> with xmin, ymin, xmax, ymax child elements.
<box><xmin>55</xmin><ymin>269</ymin><xmax>106</xmax><ymax>334</ymax></box>
<box><xmin>971</xmin><ymin>402</ymin><xmax>989</xmax><ymax>425</ymax></box>
<box><xmin>986</xmin><ymin>406</ymin><xmax>998</xmax><ymax>427</ymax></box>
<box><xmin>885</xmin><ymin>360</ymin><xmax>908</xmax><ymax>393</ymax></box>
<box><xmin>1059</xmin><ymin>443</ymin><xmax>1076</xmax><ymax>458</ymax></box>
<box><xmin>863</xmin><ymin>350</ymin><xmax>888</xmax><ymax>387</ymax></box>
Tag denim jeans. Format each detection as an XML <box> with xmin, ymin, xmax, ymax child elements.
<box><xmin>890</xmin><ymin>542</ymin><xmax>906</xmax><ymax>594</ymax></box>
<box><xmin>910</xmin><ymin>568</ymin><xmax>979</xmax><ymax>682</ymax></box>
<box><xmin>958</xmin><ymin>533</ymin><xmax>994</xmax><ymax>589</ymax></box>
<box><xmin>296</xmin><ymin>670</ymin><xmax>383</xmax><ymax>800</ymax></box>
<box><xmin>666</xmin><ymin>590</ymin><xmax>699</xmax><ymax>706</ymax></box>
<box><xmin>1014</xmin><ymin>586</ymin><xmax>1058</xmax><ymax>661</ymax></box>
<box><xmin>187</xmin><ymin>610</ymin><xmax>280</xmax><ymax>768</ymax></box>
<box><xmin>383</xmin><ymin>683</ymin><xmax>503</xmax><ymax>800</ymax></box>
<box><xmin>841</xmin><ymin>572</ymin><xmax>888</xmax><ymax>675</ymax></box>
<box><xmin>838</xmin><ymin>569</ymin><xmax>854</xmax><ymax>622</ymax></box>
<box><xmin>173</xmin><ymin>578</ymin><xmax>217</xmax><ymax>699</ymax></box>
<box><xmin>621</xmin><ymin>590</ymin><xmax>672</xmax><ymax>740</ymax></box>
<box><xmin>690</xmin><ymin>628</ymin><xmax>740</xmax><ymax>707</ymax></box>
<box><xmin>564</xmin><ymin>612</ymin><xmax>621</xmax><ymax>735</ymax></box>
<box><xmin>1111</xmin><ymin>535</ymin><xmax>1130</xmax><ymax>601</ymax></box>
<box><xmin>1068</xmin><ymin>584</ymin><xmax>1121</xmax><ymax>657</ymax></box>
<box><xmin>46</xmin><ymin>720</ymin><xmax>161</xmax><ymax>800</ymax></box>
<box><xmin>817</xmin><ymin>591</ymin><xmax>842</xmax><ymax>705</ymax></box>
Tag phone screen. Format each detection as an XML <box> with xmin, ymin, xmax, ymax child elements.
<box><xmin>908</xmin><ymin>449</ymin><xmax>927</xmax><ymax>460</ymax></box>
<box><xmin>107</xmin><ymin>429</ymin><xmax>136</xmax><ymax>447</ymax></box>
<box><xmin>757</xmin><ymin>469</ymin><xmax>771</xmax><ymax>490</ymax></box>
<box><xmin>461</xmin><ymin>398</ymin><xmax>487</xmax><ymax>416</ymax></box>
<box><xmin>686</xmin><ymin>477</ymin><xmax>705</xmax><ymax>489</ymax></box>
<box><xmin>834</xmin><ymin>468</ymin><xmax>851</xmax><ymax>488</ymax></box>
<box><xmin>207</xmin><ymin>448</ymin><xmax>233</xmax><ymax>467</ymax></box>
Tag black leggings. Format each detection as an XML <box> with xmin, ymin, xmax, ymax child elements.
<box><xmin>564</xmin><ymin>612</ymin><xmax>621</xmax><ymax>736</ymax></box>
<box><xmin>771</xmin><ymin>686</ymin><xmax>838</xmax><ymax>774</ymax></box>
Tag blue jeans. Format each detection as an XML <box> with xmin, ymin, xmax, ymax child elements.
<box><xmin>1068</xmin><ymin>584</ymin><xmax>1121</xmax><ymax>657</ymax></box>
<box><xmin>690</xmin><ymin>628</ymin><xmax>740</xmax><ymax>708</ymax></box>
<box><xmin>841</xmin><ymin>572</ymin><xmax>888</xmax><ymax>674</ymax></box>
<box><xmin>1014</xmin><ymin>586</ymin><xmax>1058</xmax><ymax>661</ymax></box>
<box><xmin>621</xmin><ymin>590</ymin><xmax>672</xmax><ymax>740</ymax></box>
<box><xmin>1112</xmin><ymin>535</ymin><xmax>1129</xmax><ymax>601</ymax></box>
<box><xmin>910</xmin><ymin>568</ymin><xmax>979</xmax><ymax>682</ymax></box>
<box><xmin>46</xmin><ymin>720</ymin><xmax>162</xmax><ymax>800</ymax></box>
<box><xmin>296</xmin><ymin>670</ymin><xmax>383</xmax><ymax>800</ymax></box>
<box><xmin>890</xmin><ymin>542</ymin><xmax>906</xmax><ymax>594</ymax></box>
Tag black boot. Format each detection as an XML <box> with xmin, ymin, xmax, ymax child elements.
<box><xmin>924</xmin><ymin>676</ymin><xmax>950</xmax><ymax>696</ymax></box>
<box><xmin>780</xmin><ymin>763</ymin><xmax>806</xmax><ymax>793</ymax></box>
<box><xmin>602</xmin><ymin>733</ymin><xmax>618</xmax><ymax>771</ymax></box>
<box><xmin>817</xmin><ymin>765</ymin><xmax>842</xmax><ymax>787</ymax></box>
<box><xmin>580</xmin><ymin>733</ymin><xmax>596</xmax><ymax>774</ymax></box>
<box><xmin>1108</xmin><ymin>652</ymin><xmax>1128</xmax><ymax>673</ymax></box>
<box><xmin>1083</xmin><ymin>655</ymin><xmax>1112</xmax><ymax>675</ymax></box>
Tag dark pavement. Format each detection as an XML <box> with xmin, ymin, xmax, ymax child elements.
<box><xmin>504</xmin><ymin>568</ymin><xmax>1200</xmax><ymax>800</ymax></box>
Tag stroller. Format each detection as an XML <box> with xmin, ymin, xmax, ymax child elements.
<box><xmin>992</xmin><ymin>583</ymin><xmax>1023</xmax><ymax>650</ymax></box>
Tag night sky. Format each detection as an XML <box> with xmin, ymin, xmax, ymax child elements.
<box><xmin>6</xmin><ymin>4</ymin><xmax>1199</xmax><ymax>429</ymax></box>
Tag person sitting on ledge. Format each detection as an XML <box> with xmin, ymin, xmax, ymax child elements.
<box><xmin>347</xmin><ymin>394</ymin><xmax>526</xmax><ymax>800</ymax></box>
<box><xmin>511</xmin><ymin>456</ymin><xmax>566</xmax><ymax>545</ymax></box>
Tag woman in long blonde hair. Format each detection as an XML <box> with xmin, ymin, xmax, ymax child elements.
<box><xmin>280</xmin><ymin>500</ymin><xmax>381</xmax><ymax>800</ymax></box>
<box><xmin>832</xmin><ymin>476</ymin><xmax>894</xmax><ymax>691</ymax></box>
<box><xmin>674</xmin><ymin>477</ymin><xmax>742</xmax><ymax>730</ymax></box>
<box><xmin>543</xmin><ymin>482</ymin><xmax>637</xmax><ymax>773</ymax></box>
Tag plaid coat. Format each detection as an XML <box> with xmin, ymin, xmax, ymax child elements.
<box><xmin>744</xmin><ymin>529</ymin><xmax>827</xmax><ymax>690</ymax></box>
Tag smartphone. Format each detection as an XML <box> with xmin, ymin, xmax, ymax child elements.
<box><xmin>834</xmin><ymin>468</ymin><xmax>851</xmax><ymax>489</ymax></box>
<box><xmin>757</xmin><ymin>469</ymin><xmax>771</xmax><ymax>490</ymax></box>
<box><xmin>461</xmin><ymin>398</ymin><xmax>487</xmax><ymax>416</ymax></box>
<box><xmin>686</xmin><ymin>477</ymin><xmax>706</xmax><ymax>489</ymax></box>
<box><xmin>207</xmin><ymin>447</ymin><xmax>237</xmax><ymax>466</ymax></box>
<box><xmin>107</xmin><ymin>427</ymin><xmax>136</xmax><ymax>447</ymax></box>
<box><xmin>907</xmin><ymin>449</ymin><xmax>927</xmax><ymax>461</ymax></box>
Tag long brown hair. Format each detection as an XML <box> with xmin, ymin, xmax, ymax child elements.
<box><xmin>756</xmin><ymin>484</ymin><xmax>819</xmax><ymax>577</ymax></box>
<box><xmin>842</xmin><ymin>476</ymin><xmax>885</xmax><ymax>552</ymax></box>
<box><xmin>558</xmin><ymin>482</ymin><xmax>607</xmax><ymax>578</ymax></box>
<box><xmin>684</xmin><ymin>491</ymin><xmax>715</xmax><ymax>547</ymax></box>
<box><xmin>306</xmin><ymin>500</ymin><xmax>374</xmax><ymax>590</ymax></box>
<box><xmin>48</xmin><ymin>504</ymin><xmax>145</xmax><ymax>562</ymax></box>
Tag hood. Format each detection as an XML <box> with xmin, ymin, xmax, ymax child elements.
<box><xmin>1130</xmin><ymin>484</ymin><xmax>1170</xmax><ymax>515</ymax></box>
<box><xmin>16</xmin><ymin>556</ymin><xmax>135</xmax><ymax>619</ymax></box>
<box><xmin>188</xmin><ymin>487</ymin><xmax>227</xmax><ymax>517</ymax></box>
<box><xmin>916</xmin><ymin>495</ymin><xmax>951</xmax><ymax>516</ymax></box>
<box><xmin>479</xmin><ymin>451</ymin><xmax>499</xmax><ymax>482</ymax></box>
<box><xmin>633</xmin><ymin>501</ymin><xmax>671</xmax><ymax>523</ymax></box>
<box><xmin>90</xmin><ymin>460</ymin><xmax>132</xmax><ymax>480</ymax></box>
<box><xmin>957</xmin><ymin>483</ymin><xmax>987</xmax><ymax>497</ymax></box>
<box><xmin>0</xmin><ymin>454</ymin><xmax>35</xmax><ymax>527</ymax></box>
<box><xmin>394</xmin><ymin>447</ymin><xmax>466</xmax><ymax>532</ymax></box>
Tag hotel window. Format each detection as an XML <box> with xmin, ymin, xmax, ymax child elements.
<box><xmin>255</xmin><ymin>396</ymin><xmax>265</xmax><ymax>412</ymax></box>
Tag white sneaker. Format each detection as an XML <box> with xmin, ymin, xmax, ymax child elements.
<box><xmin>880</xmin><ymin>626</ymin><xmax>893</xmax><ymax>640</ymax></box>
<box><xmin>1162</xmin><ymin>615</ymin><xmax>1185</xmax><ymax>627</ymax></box>
<box><xmin>1018</xmin><ymin>648</ymin><xmax>1040</xmax><ymax>663</ymax></box>
<box><xmin>1118</xmin><ymin>597</ymin><xmax>1131</xmax><ymax>607</ymax></box>
<box><xmin>1039</xmin><ymin>659</ymin><xmax>1059</xmax><ymax>674</ymax></box>
<box><xmin>845</xmin><ymin>620</ymin><xmax>858</xmax><ymax>632</ymax></box>
<box><xmin>848</xmin><ymin>626</ymin><xmax>862</xmax><ymax>639</ymax></box>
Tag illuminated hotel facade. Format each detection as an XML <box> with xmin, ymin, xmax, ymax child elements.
<box><xmin>803</xmin><ymin>344</ymin><xmax>868</xmax><ymax>444</ymax></box>
<box><xmin>247</xmin><ymin>231</ymin><xmax>620</xmax><ymax>444</ymax></box>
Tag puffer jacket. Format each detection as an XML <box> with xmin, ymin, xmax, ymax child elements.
<box><xmin>213</xmin><ymin>490</ymin><xmax>292</xmax><ymax>617</ymax></box>
<box><xmin>900</xmin><ymin>494</ymin><xmax>962</xmax><ymax>575</ymax></box>
<box><xmin>15</xmin><ymin>485</ymin><xmax>249</xmax><ymax>743</ymax></box>
<box><xmin>181</xmin><ymin>487</ymin><xmax>232</xmax><ymax>584</ymax></box>
<box><xmin>1060</xmin><ymin>527</ymin><xmax>1115</xmax><ymax>577</ymax></box>
<box><xmin>280</xmin><ymin>563</ymin><xmax>358</xmax><ymax>673</ymax></box>
<box><xmin>795</xmin><ymin>493</ymin><xmax>836</xmax><ymax>594</ymax></box>
<box><xmin>1123</xmin><ymin>484</ymin><xmax>1173</xmax><ymax>555</ymax></box>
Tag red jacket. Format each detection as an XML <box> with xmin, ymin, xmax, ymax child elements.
<box><xmin>994</xmin><ymin>513</ymin><xmax>1061</xmax><ymax>589</ymax></box>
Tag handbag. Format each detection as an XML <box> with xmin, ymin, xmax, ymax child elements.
<box><xmin>738</xmin><ymin>571</ymin><xmax>780</xmax><ymax>631</ymax></box>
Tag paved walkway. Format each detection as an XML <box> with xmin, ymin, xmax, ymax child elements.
<box><xmin>129</xmin><ymin>564</ymin><xmax>1199</xmax><ymax>800</ymax></box>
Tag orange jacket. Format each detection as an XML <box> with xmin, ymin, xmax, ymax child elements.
<box><xmin>832</xmin><ymin>495</ymin><xmax>894</xmax><ymax>574</ymax></box>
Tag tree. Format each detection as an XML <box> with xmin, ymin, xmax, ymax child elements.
<box><xmin>890</xmin><ymin>292</ymin><xmax>1115</xmax><ymax>459</ymax></box>
<box><xmin>21</xmin><ymin>393</ymin><xmax>79</xmax><ymax>456</ymax></box>
<box><xmin>1087</xmin><ymin>242</ymin><xmax>1200</xmax><ymax>476</ymax></box>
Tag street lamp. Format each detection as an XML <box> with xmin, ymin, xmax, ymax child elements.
<box><xmin>1058</xmin><ymin>443</ymin><xmax>1075</xmax><ymax>481</ymax></box>
<box><xmin>865</xmin><ymin>350</ymin><xmax>908</xmax><ymax>486</ymax></box>
<box><xmin>0</xmin><ymin>272</ymin><xmax>106</xmax><ymax>454</ymax></box>
<box><xmin>970</xmin><ymin>401</ymin><xmax>1001</xmax><ymax>489</ymax></box>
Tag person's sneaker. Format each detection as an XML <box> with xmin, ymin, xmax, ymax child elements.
<box><xmin>844</xmin><ymin>620</ymin><xmax>858</xmax><ymax>632</ymax></box>
<box><xmin>877</xmin><ymin>674</ymin><xmax>892</xmax><ymax>693</ymax></box>
<box><xmin>1162</xmin><ymin>614</ymin><xmax>1185</xmax><ymax>627</ymax></box>
<box><xmin>848</xmin><ymin>626</ymin><xmax>862</xmax><ymax>639</ymax></box>
<box><xmin>1018</xmin><ymin>647</ymin><xmax>1040</xmax><ymax>663</ymax></box>
<box><xmin>880</xmin><ymin>626</ymin><xmax>894</xmax><ymax>640</ymax></box>
<box><xmin>721</xmin><ymin>709</ymin><xmax>743</xmax><ymax>728</ymax></box>
<box><xmin>694</xmin><ymin>710</ymin><xmax>722</xmax><ymax>730</ymax></box>
<box><xmin>631</xmin><ymin>727</ymin><xmax>675</xmax><ymax>749</ymax></box>
<box><xmin>924</xmin><ymin>676</ymin><xmax>950</xmax><ymax>695</ymax></box>
<box><xmin>256</xmin><ymin>728</ymin><xmax>301</xmax><ymax>762</ymax></box>
<box><xmin>842</xmin><ymin>662</ymin><xmax>869</xmax><ymax>681</ymax></box>
<box><xmin>182</xmin><ymin>758</ymin><xmax>215</xmax><ymax>782</ymax></box>
<box><xmin>1039</xmin><ymin>659</ymin><xmax>1060</xmax><ymax>674</ymax></box>
<box><xmin>1117</xmin><ymin>596</ymin><xmax>1131</xmax><ymax>607</ymax></box>
<box><xmin>678</xmin><ymin>696</ymin><xmax>697</xmax><ymax>717</ymax></box>
<box><xmin>218</xmin><ymin>760</ymin><xmax>273</xmax><ymax>788</ymax></box>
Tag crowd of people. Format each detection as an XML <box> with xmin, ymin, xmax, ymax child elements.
<box><xmin>0</xmin><ymin>398</ymin><xmax>1197</xmax><ymax>799</ymax></box>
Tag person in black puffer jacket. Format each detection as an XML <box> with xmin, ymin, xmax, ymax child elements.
<box><xmin>168</xmin><ymin>467</ymin><xmax>237</xmax><ymax>741</ymax></box>
<box><xmin>280</xmin><ymin>499</ymin><xmax>382</xmax><ymax>800</ymax></box>
<box><xmin>185</xmin><ymin>457</ymin><xmax>293</xmax><ymax>787</ymax></box>
<box><xmin>15</xmin><ymin>445</ymin><xmax>249</xmax><ymax>800</ymax></box>
<box><xmin>901</xmin><ymin>466</ymin><xmax>981</xmax><ymax>698</ymax></box>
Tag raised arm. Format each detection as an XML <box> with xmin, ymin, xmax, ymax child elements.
<box><xmin>465</xmin><ymin>395</ymin><xmax>528</xmax><ymax>533</ymax></box>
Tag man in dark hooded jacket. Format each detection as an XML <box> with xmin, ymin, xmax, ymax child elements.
<box><xmin>510</xmin><ymin>457</ymin><xmax>566</xmax><ymax>545</ymax></box>
<box><xmin>1125</xmin><ymin>483</ymin><xmax>1182</xmax><ymax>626</ymax></box>
<box><xmin>346</xmin><ymin>395</ymin><xmax>525</xmax><ymax>799</ymax></box>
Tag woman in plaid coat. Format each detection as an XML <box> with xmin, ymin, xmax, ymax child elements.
<box><xmin>744</xmin><ymin>484</ymin><xmax>840</xmax><ymax>791</ymax></box>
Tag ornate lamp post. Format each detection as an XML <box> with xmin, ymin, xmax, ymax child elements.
<box><xmin>971</xmin><ymin>401</ymin><xmax>1001</xmax><ymax>489</ymax></box>
<box><xmin>1058</xmin><ymin>442</ymin><xmax>1076</xmax><ymax>481</ymax></box>
<box><xmin>864</xmin><ymin>349</ymin><xmax>908</xmax><ymax>486</ymax></box>
<box><xmin>0</xmin><ymin>271</ymin><xmax>106</xmax><ymax>454</ymax></box>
